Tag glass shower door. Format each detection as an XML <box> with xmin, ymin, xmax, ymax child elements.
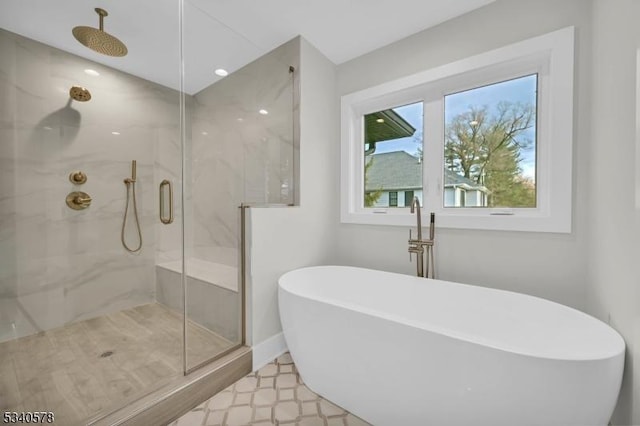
<box><xmin>181</xmin><ymin>0</ymin><xmax>298</xmax><ymax>371</ymax></box>
<box><xmin>0</xmin><ymin>1</ymin><xmax>188</xmax><ymax>423</ymax></box>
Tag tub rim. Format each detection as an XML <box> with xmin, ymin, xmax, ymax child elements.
<box><xmin>278</xmin><ymin>265</ymin><xmax>626</xmax><ymax>362</ymax></box>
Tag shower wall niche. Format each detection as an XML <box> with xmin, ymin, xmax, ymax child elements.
<box><xmin>0</xmin><ymin>28</ymin><xmax>181</xmax><ymax>342</ymax></box>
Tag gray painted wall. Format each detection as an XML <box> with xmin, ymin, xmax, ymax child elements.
<box><xmin>244</xmin><ymin>1</ymin><xmax>639</xmax><ymax>422</ymax></box>
<box><xmin>335</xmin><ymin>0</ymin><xmax>591</xmax><ymax>309</ymax></box>
<box><xmin>587</xmin><ymin>1</ymin><xmax>640</xmax><ymax>424</ymax></box>
<box><xmin>248</xmin><ymin>38</ymin><xmax>338</xmax><ymax>345</ymax></box>
<box><xmin>332</xmin><ymin>0</ymin><xmax>639</xmax><ymax>423</ymax></box>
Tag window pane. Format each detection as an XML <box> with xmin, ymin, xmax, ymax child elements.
<box><xmin>363</xmin><ymin>102</ymin><xmax>423</xmax><ymax>208</ymax></box>
<box><xmin>443</xmin><ymin>74</ymin><xmax>537</xmax><ymax>208</ymax></box>
<box><xmin>389</xmin><ymin>191</ymin><xmax>398</xmax><ymax>207</ymax></box>
<box><xmin>404</xmin><ymin>190</ymin><xmax>414</xmax><ymax>206</ymax></box>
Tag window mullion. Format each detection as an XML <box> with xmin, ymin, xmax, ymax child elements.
<box><xmin>423</xmin><ymin>98</ymin><xmax>443</xmax><ymax>214</ymax></box>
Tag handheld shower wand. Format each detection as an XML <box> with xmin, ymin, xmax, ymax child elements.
<box><xmin>121</xmin><ymin>160</ymin><xmax>142</xmax><ymax>253</ymax></box>
<box><xmin>130</xmin><ymin>160</ymin><xmax>136</xmax><ymax>182</ymax></box>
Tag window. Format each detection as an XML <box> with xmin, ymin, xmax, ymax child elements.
<box><xmin>404</xmin><ymin>191</ymin><xmax>414</xmax><ymax>207</ymax></box>
<box><xmin>389</xmin><ymin>191</ymin><xmax>398</xmax><ymax>207</ymax></box>
<box><xmin>341</xmin><ymin>27</ymin><xmax>574</xmax><ymax>232</ymax></box>
<box><xmin>444</xmin><ymin>75</ymin><xmax>537</xmax><ymax>209</ymax></box>
<box><xmin>364</xmin><ymin>102</ymin><xmax>423</xmax><ymax>209</ymax></box>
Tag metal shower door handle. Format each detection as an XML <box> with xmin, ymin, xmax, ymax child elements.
<box><xmin>159</xmin><ymin>179</ymin><xmax>174</xmax><ymax>224</ymax></box>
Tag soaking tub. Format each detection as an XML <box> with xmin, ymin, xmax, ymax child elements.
<box><xmin>278</xmin><ymin>266</ymin><xmax>625</xmax><ymax>426</ymax></box>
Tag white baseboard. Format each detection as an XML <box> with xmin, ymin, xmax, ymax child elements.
<box><xmin>252</xmin><ymin>332</ymin><xmax>288</xmax><ymax>371</ymax></box>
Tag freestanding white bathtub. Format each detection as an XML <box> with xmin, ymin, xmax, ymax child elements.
<box><xmin>278</xmin><ymin>266</ymin><xmax>625</xmax><ymax>426</ymax></box>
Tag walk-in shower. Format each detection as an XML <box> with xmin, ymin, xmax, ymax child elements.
<box><xmin>0</xmin><ymin>1</ymin><xmax>297</xmax><ymax>424</ymax></box>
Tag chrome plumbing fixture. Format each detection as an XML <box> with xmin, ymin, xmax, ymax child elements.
<box><xmin>408</xmin><ymin>196</ymin><xmax>424</xmax><ymax>277</ymax></box>
<box><xmin>408</xmin><ymin>196</ymin><xmax>436</xmax><ymax>278</ymax></box>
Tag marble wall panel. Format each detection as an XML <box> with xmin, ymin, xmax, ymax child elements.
<box><xmin>156</xmin><ymin>267</ymin><xmax>239</xmax><ymax>342</ymax></box>
<box><xmin>0</xmin><ymin>289</ymin><xmax>65</xmax><ymax>342</ymax></box>
<box><xmin>1</xmin><ymin>30</ymin><xmax>300</xmax><ymax>342</ymax></box>
<box><xmin>155</xmin><ymin>125</ymin><xmax>183</xmax><ymax>265</ymax></box>
<box><xmin>0</xmin><ymin>28</ymin><xmax>182</xmax><ymax>341</ymax></box>
<box><xmin>188</xmin><ymin>37</ymin><xmax>300</xmax><ymax>263</ymax></box>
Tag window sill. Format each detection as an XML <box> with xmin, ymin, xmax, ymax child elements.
<box><xmin>341</xmin><ymin>210</ymin><xmax>571</xmax><ymax>233</ymax></box>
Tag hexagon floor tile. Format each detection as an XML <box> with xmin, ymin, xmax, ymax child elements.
<box><xmin>168</xmin><ymin>352</ymin><xmax>371</xmax><ymax>426</ymax></box>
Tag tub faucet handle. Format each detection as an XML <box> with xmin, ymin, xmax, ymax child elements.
<box><xmin>408</xmin><ymin>229</ymin><xmax>413</xmax><ymax>263</ymax></box>
<box><xmin>66</xmin><ymin>191</ymin><xmax>92</xmax><ymax>210</ymax></box>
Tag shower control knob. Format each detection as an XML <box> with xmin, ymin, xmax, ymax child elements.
<box><xmin>66</xmin><ymin>191</ymin><xmax>92</xmax><ymax>210</ymax></box>
<box><xmin>69</xmin><ymin>171</ymin><xmax>87</xmax><ymax>185</ymax></box>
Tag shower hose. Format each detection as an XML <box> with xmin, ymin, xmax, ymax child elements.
<box><xmin>121</xmin><ymin>178</ymin><xmax>142</xmax><ymax>252</ymax></box>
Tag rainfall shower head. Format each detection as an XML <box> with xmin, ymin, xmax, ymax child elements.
<box><xmin>70</xmin><ymin>86</ymin><xmax>92</xmax><ymax>102</ymax></box>
<box><xmin>72</xmin><ymin>8</ymin><xmax>128</xmax><ymax>57</ymax></box>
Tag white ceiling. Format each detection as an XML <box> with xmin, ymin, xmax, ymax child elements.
<box><xmin>0</xmin><ymin>0</ymin><xmax>494</xmax><ymax>94</ymax></box>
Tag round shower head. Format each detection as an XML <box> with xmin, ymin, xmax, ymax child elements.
<box><xmin>70</xmin><ymin>86</ymin><xmax>92</xmax><ymax>102</ymax></box>
<box><xmin>72</xmin><ymin>8</ymin><xmax>128</xmax><ymax>57</ymax></box>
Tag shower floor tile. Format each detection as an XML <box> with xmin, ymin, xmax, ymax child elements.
<box><xmin>169</xmin><ymin>353</ymin><xmax>371</xmax><ymax>426</ymax></box>
<box><xmin>0</xmin><ymin>302</ymin><xmax>234</xmax><ymax>426</ymax></box>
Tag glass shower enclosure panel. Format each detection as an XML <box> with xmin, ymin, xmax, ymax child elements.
<box><xmin>0</xmin><ymin>0</ymin><xmax>297</xmax><ymax>419</ymax></box>
<box><xmin>182</xmin><ymin>1</ymin><xmax>246</xmax><ymax>371</ymax></box>
<box><xmin>240</xmin><ymin>52</ymin><xmax>298</xmax><ymax>207</ymax></box>
<box><xmin>0</xmin><ymin>1</ymin><xmax>190</xmax><ymax>424</ymax></box>
<box><xmin>182</xmin><ymin>1</ymin><xmax>298</xmax><ymax>370</ymax></box>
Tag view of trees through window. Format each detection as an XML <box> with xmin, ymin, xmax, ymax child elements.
<box><xmin>444</xmin><ymin>74</ymin><xmax>537</xmax><ymax>208</ymax></box>
<box><xmin>363</xmin><ymin>74</ymin><xmax>537</xmax><ymax>209</ymax></box>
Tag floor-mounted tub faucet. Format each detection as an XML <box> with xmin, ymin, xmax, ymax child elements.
<box><xmin>408</xmin><ymin>197</ymin><xmax>424</xmax><ymax>277</ymax></box>
<box><xmin>408</xmin><ymin>196</ymin><xmax>435</xmax><ymax>278</ymax></box>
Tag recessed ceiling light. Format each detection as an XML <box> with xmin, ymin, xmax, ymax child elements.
<box><xmin>259</xmin><ymin>109</ymin><xmax>268</xmax><ymax>115</ymax></box>
<box><xmin>201</xmin><ymin>131</ymin><xmax>208</xmax><ymax>135</ymax></box>
<box><xmin>84</xmin><ymin>69</ymin><xmax>100</xmax><ymax>77</ymax></box>
<box><xmin>376</xmin><ymin>118</ymin><xmax>384</xmax><ymax>123</ymax></box>
<box><xmin>236</xmin><ymin>118</ymin><xmax>244</xmax><ymax>122</ymax></box>
<box><xmin>111</xmin><ymin>131</ymin><xmax>120</xmax><ymax>135</ymax></box>
<box><xmin>214</xmin><ymin>68</ymin><xmax>228</xmax><ymax>77</ymax></box>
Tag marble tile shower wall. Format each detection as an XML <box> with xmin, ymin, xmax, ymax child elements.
<box><xmin>188</xmin><ymin>37</ymin><xmax>299</xmax><ymax>265</ymax></box>
<box><xmin>0</xmin><ymin>29</ymin><xmax>182</xmax><ymax>342</ymax></box>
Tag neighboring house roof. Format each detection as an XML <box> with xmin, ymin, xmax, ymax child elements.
<box><xmin>444</xmin><ymin>169</ymin><xmax>489</xmax><ymax>192</ymax></box>
<box><xmin>365</xmin><ymin>151</ymin><xmax>488</xmax><ymax>192</ymax></box>
<box><xmin>366</xmin><ymin>151</ymin><xmax>421</xmax><ymax>191</ymax></box>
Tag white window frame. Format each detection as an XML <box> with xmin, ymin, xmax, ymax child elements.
<box><xmin>340</xmin><ymin>27</ymin><xmax>574</xmax><ymax>233</ymax></box>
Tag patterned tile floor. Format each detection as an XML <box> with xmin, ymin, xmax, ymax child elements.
<box><xmin>169</xmin><ymin>353</ymin><xmax>371</xmax><ymax>426</ymax></box>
